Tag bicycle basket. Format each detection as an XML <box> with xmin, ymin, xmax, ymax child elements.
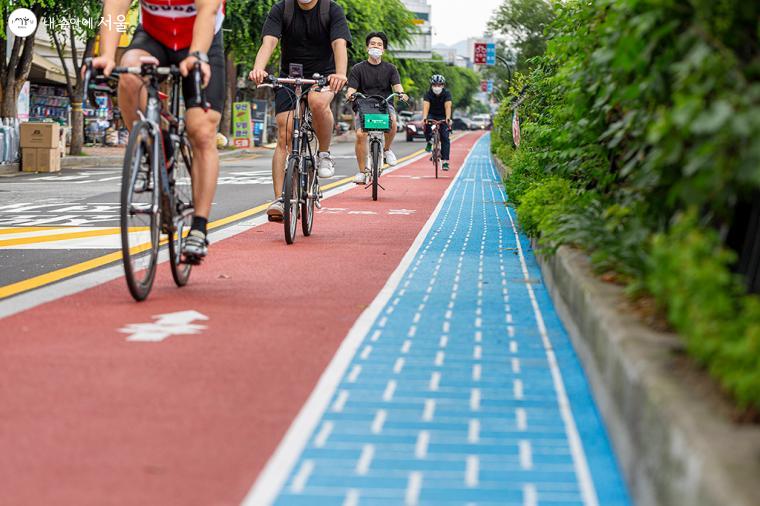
<box><xmin>357</xmin><ymin>99</ymin><xmax>391</xmax><ymax>132</ymax></box>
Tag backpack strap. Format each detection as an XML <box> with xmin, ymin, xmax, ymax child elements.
<box><xmin>283</xmin><ymin>0</ymin><xmax>295</xmax><ymax>32</ymax></box>
<box><xmin>320</xmin><ymin>0</ymin><xmax>331</xmax><ymax>32</ymax></box>
<box><xmin>284</xmin><ymin>0</ymin><xmax>331</xmax><ymax>33</ymax></box>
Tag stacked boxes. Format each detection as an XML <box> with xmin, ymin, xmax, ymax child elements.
<box><xmin>20</xmin><ymin>123</ymin><xmax>61</xmax><ymax>172</ymax></box>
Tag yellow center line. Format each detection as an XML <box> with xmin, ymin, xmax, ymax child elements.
<box><xmin>0</xmin><ymin>227</ymin><xmax>62</xmax><ymax>236</ymax></box>
<box><xmin>0</xmin><ymin>147</ymin><xmax>429</xmax><ymax>300</ymax></box>
<box><xmin>0</xmin><ymin>227</ymin><xmax>130</xmax><ymax>247</ymax></box>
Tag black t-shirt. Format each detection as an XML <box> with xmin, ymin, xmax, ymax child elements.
<box><xmin>348</xmin><ymin>61</ymin><xmax>401</xmax><ymax>98</ymax></box>
<box><xmin>262</xmin><ymin>0</ymin><xmax>352</xmax><ymax>77</ymax></box>
<box><xmin>424</xmin><ymin>88</ymin><xmax>453</xmax><ymax>119</ymax></box>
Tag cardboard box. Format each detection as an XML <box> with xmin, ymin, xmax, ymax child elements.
<box><xmin>36</xmin><ymin>148</ymin><xmax>60</xmax><ymax>172</ymax></box>
<box><xmin>22</xmin><ymin>147</ymin><xmax>61</xmax><ymax>173</ymax></box>
<box><xmin>20</xmin><ymin>122</ymin><xmax>61</xmax><ymax>149</ymax></box>
<box><xmin>21</xmin><ymin>148</ymin><xmax>37</xmax><ymax>172</ymax></box>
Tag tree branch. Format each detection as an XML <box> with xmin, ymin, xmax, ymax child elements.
<box><xmin>70</xmin><ymin>24</ymin><xmax>80</xmax><ymax>75</ymax></box>
<box><xmin>51</xmin><ymin>29</ymin><xmax>75</xmax><ymax>98</ymax></box>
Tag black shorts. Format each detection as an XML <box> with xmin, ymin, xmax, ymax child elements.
<box><xmin>274</xmin><ymin>76</ymin><xmax>333</xmax><ymax>115</ymax></box>
<box><xmin>126</xmin><ymin>26</ymin><xmax>226</xmax><ymax>113</ymax></box>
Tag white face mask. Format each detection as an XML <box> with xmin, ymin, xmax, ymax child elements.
<box><xmin>432</xmin><ymin>86</ymin><xmax>444</xmax><ymax>95</ymax></box>
<box><xmin>297</xmin><ymin>0</ymin><xmax>312</xmax><ymax>4</ymax></box>
<box><xmin>368</xmin><ymin>48</ymin><xmax>383</xmax><ymax>59</ymax></box>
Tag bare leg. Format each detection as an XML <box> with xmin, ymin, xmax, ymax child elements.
<box><xmin>185</xmin><ymin>108</ymin><xmax>222</xmax><ymax>219</ymax></box>
<box><xmin>272</xmin><ymin>111</ymin><xmax>294</xmax><ymax>198</ymax></box>
<box><xmin>308</xmin><ymin>90</ymin><xmax>335</xmax><ymax>152</ymax></box>
<box><xmin>118</xmin><ymin>50</ymin><xmax>153</xmax><ymax>131</ymax></box>
<box><xmin>355</xmin><ymin>130</ymin><xmax>368</xmax><ymax>172</ymax></box>
<box><xmin>384</xmin><ymin>115</ymin><xmax>397</xmax><ymax>150</ymax></box>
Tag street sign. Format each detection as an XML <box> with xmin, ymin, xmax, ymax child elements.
<box><xmin>487</xmin><ymin>80</ymin><xmax>494</xmax><ymax>93</ymax></box>
<box><xmin>486</xmin><ymin>43</ymin><xmax>496</xmax><ymax>66</ymax></box>
<box><xmin>481</xmin><ymin>80</ymin><xmax>489</xmax><ymax>92</ymax></box>
<box><xmin>232</xmin><ymin>102</ymin><xmax>253</xmax><ymax>148</ymax></box>
<box><xmin>474</xmin><ymin>43</ymin><xmax>487</xmax><ymax>65</ymax></box>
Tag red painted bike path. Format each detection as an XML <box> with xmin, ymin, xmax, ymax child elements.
<box><xmin>0</xmin><ymin>133</ymin><xmax>482</xmax><ymax>505</ymax></box>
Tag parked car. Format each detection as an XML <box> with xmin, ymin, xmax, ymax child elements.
<box><xmin>470</xmin><ymin>114</ymin><xmax>492</xmax><ymax>130</ymax></box>
<box><xmin>405</xmin><ymin>112</ymin><xmax>426</xmax><ymax>141</ymax></box>
<box><xmin>451</xmin><ymin>117</ymin><xmax>472</xmax><ymax>131</ymax></box>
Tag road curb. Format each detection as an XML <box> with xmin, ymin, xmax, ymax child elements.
<box><xmin>60</xmin><ymin>148</ymin><xmax>257</xmax><ymax>169</ymax></box>
<box><xmin>535</xmin><ymin>243</ymin><xmax>760</xmax><ymax>506</ymax></box>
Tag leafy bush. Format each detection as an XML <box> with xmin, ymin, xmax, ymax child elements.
<box><xmin>491</xmin><ymin>0</ymin><xmax>760</xmax><ymax>411</ymax></box>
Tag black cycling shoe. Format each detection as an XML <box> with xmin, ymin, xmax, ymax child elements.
<box><xmin>182</xmin><ymin>229</ymin><xmax>208</xmax><ymax>265</ymax></box>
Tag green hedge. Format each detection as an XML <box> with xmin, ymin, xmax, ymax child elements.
<box><xmin>492</xmin><ymin>0</ymin><xmax>760</xmax><ymax>411</ymax></box>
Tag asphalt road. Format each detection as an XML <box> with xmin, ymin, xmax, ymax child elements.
<box><xmin>0</xmin><ymin>137</ymin><xmax>426</xmax><ymax>292</ymax></box>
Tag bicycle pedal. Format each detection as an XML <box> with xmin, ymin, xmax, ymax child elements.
<box><xmin>182</xmin><ymin>254</ymin><xmax>203</xmax><ymax>266</ymax></box>
<box><xmin>268</xmin><ymin>215</ymin><xmax>284</xmax><ymax>223</ymax></box>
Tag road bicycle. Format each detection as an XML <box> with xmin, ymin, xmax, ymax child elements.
<box><xmin>352</xmin><ymin>92</ymin><xmax>402</xmax><ymax>201</ymax></box>
<box><xmin>427</xmin><ymin>119</ymin><xmax>448</xmax><ymax>179</ymax></box>
<box><xmin>258</xmin><ymin>70</ymin><xmax>326</xmax><ymax>245</ymax></box>
<box><xmin>82</xmin><ymin>56</ymin><xmax>208</xmax><ymax>301</ymax></box>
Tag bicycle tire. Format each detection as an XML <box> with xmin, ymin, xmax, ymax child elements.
<box><xmin>301</xmin><ymin>155</ymin><xmax>316</xmax><ymax>237</ymax></box>
<box><xmin>168</xmin><ymin>134</ymin><xmax>194</xmax><ymax>287</ymax></box>
<box><xmin>121</xmin><ymin>121</ymin><xmax>160</xmax><ymax>301</ymax></box>
<box><xmin>433</xmin><ymin>141</ymin><xmax>440</xmax><ymax>179</ymax></box>
<box><xmin>283</xmin><ymin>157</ymin><xmax>299</xmax><ymax>245</ymax></box>
<box><xmin>371</xmin><ymin>139</ymin><xmax>381</xmax><ymax>201</ymax></box>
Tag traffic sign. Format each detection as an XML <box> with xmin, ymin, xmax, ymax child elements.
<box><xmin>486</xmin><ymin>43</ymin><xmax>496</xmax><ymax>66</ymax></box>
<box><xmin>474</xmin><ymin>43</ymin><xmax>487</xmax><ymax>65</ymax></box>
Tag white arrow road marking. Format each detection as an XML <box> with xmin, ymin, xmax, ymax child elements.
<box><xmin>119</xmin><ymin>310</ymin><xmax>209</xmax><ymax>342</ymax></box>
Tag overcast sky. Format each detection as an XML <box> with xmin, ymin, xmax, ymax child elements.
<box><xmin>429</xmin><ymin>0</ymin><xmax>504</xmax><ymax>46</ymax></box>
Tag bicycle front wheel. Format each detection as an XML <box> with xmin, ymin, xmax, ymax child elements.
<box><xmin>371</xmin><ymin>139</ymin><xmax>382</xmax><ymax>201</ymax></box>
<box><xmin>121</xmin><ymin>121</ymin><xmax>160</xmax><ymax>301</ymax></box>
<box><xmin>301</xmin><ymin>155</ymin><xmax>317</xmax><ymax>237</ymax></box>
<box><xmin>168</xmin><ymin>134</ymin><xmax>194</xmax><ymax>287</ymax></box>
<box><xmin>283</xmin><ymin>157</ymin><xmax>300</xmax><ymax>245</ymax></box>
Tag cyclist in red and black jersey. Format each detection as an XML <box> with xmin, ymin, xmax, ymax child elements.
<box><xmin>90</xmin><ymin>0</ymin><xmax>225</xmax><ymax>260</ymax></box>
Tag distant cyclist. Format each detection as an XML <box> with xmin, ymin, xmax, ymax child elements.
<box><xmin>249</xmin><ymin>0</ymin><xmax>352</xmax><ymax>221</ymax></box>
<box><xmin>422</xmin><ymin>74</ymin><xmax>453</xmax><ymax>171</ymax></box>
<box><xmin>346</xmin><ymin>31</ymin><xmax>408</xmax><ymax>184</ymax></box>
<box><xmin>91</xmin><ymin>0</ymin><xmax>226</xmax><ymax>262</ymax></box>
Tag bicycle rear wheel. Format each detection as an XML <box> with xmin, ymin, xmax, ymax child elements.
<box><xmin>168</xmin><ymin>134</ymin><xmax>194</xmax><ymax>286</ymax></box>
<box><xmin>370</xmin><ymin>139</ymin><xmax>381</xmax><ymax>201</ymax></box>
<box><xmin>301</xmin><ymin>155</ymin><xmax>317</xmax><ymax>237</ymax></box>
<box><xmin>433</xmin><ymin>145</ymin><xmax>440</xmax><ymax>179</ymax></box>
<box><xmin>283</xmin><ymin>157</ymin><xmax>300</xmax><ymax>245</ymax></box>
<box><xmin>121</xmin><ymin>121</ymin><xmax>160</xmax><ymax>301</ymax></box>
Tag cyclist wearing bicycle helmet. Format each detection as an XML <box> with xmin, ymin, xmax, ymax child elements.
<box><xmin>91</xmin><ymin>0</ymin><xmax>226</xmax><ymax>262</ymax></box>
<box><xmin>346</xmin><ymin>31</ymin><xmax>409</xmax><ymax>184</ymax></box>
<box><xmin>249</xmin><ymin>0</ymin><xmax>352</xmax><ymax>221</ymax></box>
<box><xmin>423</xmin><ymin>74</ymin><xmax>453</xmax><ymax>171</ymax></box>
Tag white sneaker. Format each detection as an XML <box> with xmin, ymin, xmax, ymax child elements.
<box><xmin>267</xmin><ymin>199</ymin><xmax>284</xmax><ymax>221</ymax></box>
<box><xmin>384</xmin><ymin>149</ymin><xmax>398</xmax><ymax>166</ymax></box>
<box><xmin>353</xmin><ymin>172</ymin><xmax>367</xmax><ymax>185</ymax></box>
<box><xmin>318</xmin><ymin>152</ymin><xmax>335</xmax><ymax>178</ymax></box>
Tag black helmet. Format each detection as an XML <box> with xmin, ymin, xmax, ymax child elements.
<box><xmin>430</xmin><ymin>74</ymin><xmax>446</xmax><ymax>85</ymax></box>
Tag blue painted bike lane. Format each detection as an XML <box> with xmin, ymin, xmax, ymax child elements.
<box><xmin>254</xmin><ymin>135</ymin><xmax>630</xmax><ymax>505</ymax></box>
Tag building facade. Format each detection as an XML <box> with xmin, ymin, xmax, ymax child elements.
<box><xmin>393</xmin><ymin>0</ymin><xmax>432</xmax><ymax>60</ymax></box>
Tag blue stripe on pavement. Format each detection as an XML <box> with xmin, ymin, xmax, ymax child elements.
<box><xmin>272</xmin><ymin>135</ymin><xmax>631</xmax><ymax>506</ymax></box>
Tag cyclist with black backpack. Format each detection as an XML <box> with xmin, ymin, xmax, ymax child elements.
<box><xmin>249</xmin><ymin>0</ymin><xmax>352</xmax><ymax>222</ymax></box>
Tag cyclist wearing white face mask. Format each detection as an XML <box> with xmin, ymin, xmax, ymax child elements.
<box><xmin>346</xmin><ymin>31</ymin><xmax>408</xmax><ymax>184</ymax></box>
<box><xmin>423</xmin><ymin>74</ymin><xmax>453</xmax><ymax>170</ymax></box>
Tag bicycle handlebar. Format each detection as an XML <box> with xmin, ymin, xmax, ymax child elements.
<box><xmin>257</xmin><ymin>74</ymin><xmax>329</xmax><ymax>89</ymax></box>
<box><xmin>351</xmin><ymin>92</ymin><xmax>405</xmax><ymax>104</ymax></box>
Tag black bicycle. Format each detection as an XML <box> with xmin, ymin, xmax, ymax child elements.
<box><xmin>427</xmin><ymin>119</ymin><xmax>447</xmax><ymax>179</ymax></box>
<box><xmin>258</xmin><ymin>70</ymin><xmax>325</xmax><ymax>245</ymax></box>
<box><xmin>352</xmin><ymin>92</ymin><xmax>402</xmax><ymax>201</ymax></box>
<box><xmin>83</xmin><ymin>57</ymin><xmax>207</xmax><ymax>301</ymax></box>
